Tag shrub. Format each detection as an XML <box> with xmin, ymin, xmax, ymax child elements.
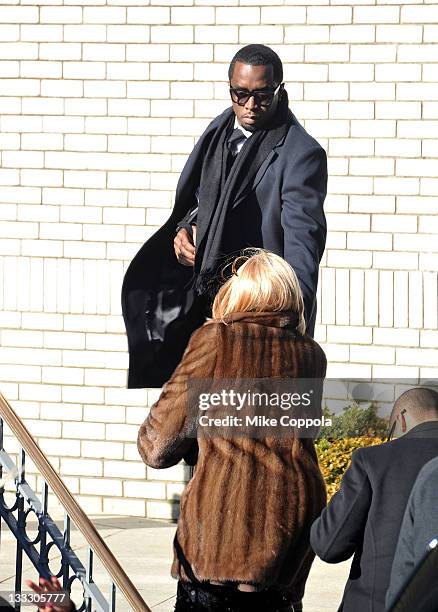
<box><xmin>316</xmin><ymin>402</ymin><xmax>388</xmax><ymax>498</ymax></box>
<box><xmin>316</xmin><ymin>436</ymin><xmax>384</xmax><ymax>499</ymax></box>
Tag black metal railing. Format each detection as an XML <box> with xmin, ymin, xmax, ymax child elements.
<box><xmin>0</xmin><ymin>393</ymin><xmax>151</xmax><ymax>612</ymax></box>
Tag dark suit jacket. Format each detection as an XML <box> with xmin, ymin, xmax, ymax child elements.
<box><xmin>122</xmin><ymin>107</ymin><xmax>327</xmax><ymax>388</ymax></box>
<box><xmin>310</xmin><ymin>422</ymin><xmax>438</xmax><ymax>612</ymax></box>
<box><xmin>386</xmin><ymin>455</ymin><xmax>438</xmax><ymax>610</ymax></box>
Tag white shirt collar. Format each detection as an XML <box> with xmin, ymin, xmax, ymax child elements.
<box><xmin>234</xmin><ymin>116</ymin><xmax>252</xmax><ymax>139</ymax></box>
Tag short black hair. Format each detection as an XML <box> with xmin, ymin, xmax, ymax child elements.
<box><xmin>228</xmin><ymin>44</ymin><xmax>283</xmax><ymax>85</ymax></box>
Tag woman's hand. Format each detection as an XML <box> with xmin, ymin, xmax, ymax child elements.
<box><xmin>25</xmin><ymin>576</ymin><xmax>75</xmax><ymax>612</ymax></box>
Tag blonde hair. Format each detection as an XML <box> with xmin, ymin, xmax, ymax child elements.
<box><xmin>212</xmin><ymin>249</ymin><xmax>306</xmax><ymax>334</ymax></box>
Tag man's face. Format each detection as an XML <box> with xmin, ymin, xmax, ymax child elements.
<box><xmin>229</xmin><ymin>61</ymin><xmax>281</xmax><ymax>133</ymax></box>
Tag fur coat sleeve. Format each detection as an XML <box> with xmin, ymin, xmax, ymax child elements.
<box><xmin>137</xmin><ymin>323</ymin><xmax>217</xmax><ymax>469</ymax></box>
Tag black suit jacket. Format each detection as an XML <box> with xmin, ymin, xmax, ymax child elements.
<box><xmin>122</xmin><ymin>107</ymin><xmax>327</xmax><ymax>388</ymax></box>
<box><xmin>386</xmin><ymin>455</ymin><xmax>438</xmax><ymax>610</ymax></box>
<box><xmin>310</xmin><ymin>422</ymin><xmax>438</xmax><ymax>612</ymax></box>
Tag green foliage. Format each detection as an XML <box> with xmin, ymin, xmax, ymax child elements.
<box><xmin>316</xmin><ymin>402</ymin><xmax>388</xmax><ymax>498</ymax></box>
<box><xmin>319</xmin><ymin>401</ymin><xmax>388</xmax><ymax>439</ymax></box>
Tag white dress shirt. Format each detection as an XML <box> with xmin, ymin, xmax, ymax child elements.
<box><xmin>231</xmin><ymin>117</ymin><xmax>252</xmax><ymax>155</ymax></box>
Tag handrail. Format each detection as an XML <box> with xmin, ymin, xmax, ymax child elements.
<box><xmin>0</xmin><ymin>393</ymin><xmax>151</xmax><ymax>612</ymax></box>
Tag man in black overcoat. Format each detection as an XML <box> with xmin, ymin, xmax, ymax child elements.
<box><xmin>122</xmin><ymin>44</ymin><xmax>327</xmax><ymax>388</ymax></box>
<box><xmin>310</xmin><ymin>387</ymin><xmax>438</xmax><ymax>612</ymax></box>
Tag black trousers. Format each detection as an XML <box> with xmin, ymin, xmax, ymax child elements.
<box><xmin>174</xmin><ymin>580</ymin><xmax>302</xmax><ymax>612</ymax></box>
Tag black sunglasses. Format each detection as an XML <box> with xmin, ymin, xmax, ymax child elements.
<box><xmin>229</xmin><ymin>83</ymin><xmax>283</xmax><ymax>107</ymax></box>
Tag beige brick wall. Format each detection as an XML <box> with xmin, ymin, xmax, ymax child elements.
<box><xmin>0</xmin><ymin>1</ymin><xmax>437</xmax><ymax>517</ymax></box>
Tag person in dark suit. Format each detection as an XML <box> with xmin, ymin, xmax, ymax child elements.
<box><xmin>122</xmin><ymin>44</ymin><xmax>327</xmax><ymax>388</ymax></box>
<box><xmin>310</xmin><ymin>387</ymin><xmax>438</xmax><ymax>612</ymax></box>
<box><xmin>386</xmin><ymin>455</ymin><xmax>438</xmax><ymax>610</ymax></box>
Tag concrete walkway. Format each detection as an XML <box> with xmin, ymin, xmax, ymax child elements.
<box><xmin>0</xmin><ymin>515</ymin><xmax>350</xmax><ymax>611</ymax></box>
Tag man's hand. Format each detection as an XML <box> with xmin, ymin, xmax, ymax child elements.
<box><xmin>26</xmin><ymin>576</ymin><xmax>75</xmax><ymax>612</ymax></box>
<box><xmin>174</xmin><ymin>225</ymin><xmax>196</xmax><ymax>266</ymax></box>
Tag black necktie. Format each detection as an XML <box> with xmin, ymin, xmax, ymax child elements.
<box><xmin>227</xmin><ymin>128</ymin><xmax>245</xmax><ymax>153</ymax></box>
<box><xmin>225</xmin><ymin>128</ymin><xmax>245</xmax><ymax>179</ymax></box>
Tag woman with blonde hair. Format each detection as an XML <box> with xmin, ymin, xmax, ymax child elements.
<box><xmin>137</xmin><ymin>249</ymin><xmax>327</xmax><ymax>612</ymax></box>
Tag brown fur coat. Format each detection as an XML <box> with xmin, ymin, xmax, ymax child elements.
<box><xmin>137</xmin><ymin>311</ymin><xmax>327</xmax><ymax>600</ymax></box>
